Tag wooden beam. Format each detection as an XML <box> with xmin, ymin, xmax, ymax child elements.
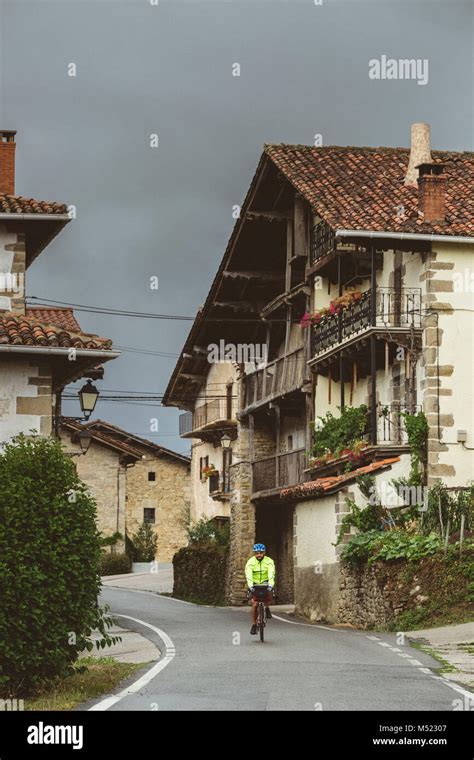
<box><xmin>181</xmin><ymin>374</ymin><xmax>206</xmax><ymax>383</ymax></box>
<box><xmin>212</xmin><ymin>301</ymin><xmax>262</xmax><ymax>314</ymax></box>
<box><xmin>222</xmin><ymin>270</ymin><xmax>283</xmax><ymax>281</ymax></box>
<box><xmin>246</xmin><ymin>210</ymin><xmax>292</xmax><ymax>221</ymax></box>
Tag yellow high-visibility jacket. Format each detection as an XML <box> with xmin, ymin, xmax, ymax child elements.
<box><xmin>245</xmin><ymin>555</ymin><xmax>275</xmax><ymax>588</ymax></box>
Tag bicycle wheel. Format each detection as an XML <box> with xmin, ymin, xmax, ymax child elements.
<box><xmin>259</xmin><ymin>603</ymin><xmax>265</xmax><ymax>642</ymax></box>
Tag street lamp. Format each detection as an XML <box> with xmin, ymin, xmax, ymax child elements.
<box><xmin>221</xmin><ymin>434</ymin><xmax>232</xmax><ymax>449</ymax></box>
<box><xmin>77</xmin><ymin>429</ymin><xmax>92</xmax><ymax>455</ymax></box>
<box><xmin>78</xmin><ymin>380</ymin><xmax>99</xmax><ymax>420</ymax></box>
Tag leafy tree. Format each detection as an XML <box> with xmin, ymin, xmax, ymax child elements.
<box><xmin>0</xmin><ymin>434</ymin><xmax>118</xmax><ymax>696</ymax></box>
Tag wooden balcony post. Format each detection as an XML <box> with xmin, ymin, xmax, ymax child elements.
<box><xmin>275</xmin><ymin>403</ymin><xmax>281</xmax><ymax>488</ymax></box>
<box><xmin>340</xmin><ymin>354</ymin><xmax>345</xmax><ymax>409</ymax></box>
<box><xmin>371</xmin><ymin>244</ymin><xmax>377</xmax><ymax>327</ymax></box>
<box><xmin>371</xmin><ymin>334</ymin><xmax>377</xmax><ymax>445</ymax></box>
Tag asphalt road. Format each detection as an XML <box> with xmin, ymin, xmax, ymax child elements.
<box><xmin>83</xmin><ymin>587</ymin><xmax>469</xmax><ymax>711</ymax></box>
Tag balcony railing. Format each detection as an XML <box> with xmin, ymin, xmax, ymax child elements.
<box><xmin>208</xmin><ymin>470</ymin><xmax>231</xmax><ymax>496</ymax></box>
<box><xmin>375</xmin><ymin>402</ymin><xmax>422</xmax><ymax>445</ymax></box>
<box><xmin>312</xmin><ymin>287</ymin><xmax>421</xmax><ymax>357</ymax></box>
<box><xmin>243</xmin><ymin>348</ymin><xmax>306</xmax><ymax>411</ymax></box>
<box><xmin>310</xmin><ymin>220</ymin><xmax>335</xmax><ymax>264</ymax></box>
<box><xmin>179</xmin><ymin>397</ymin><xmax>237</xmax><ymax>437</ymax></box>
<box><xmin>252</xmin><ymin>448</ymin><xmax>307</xmax><ymax>494</ymax></box>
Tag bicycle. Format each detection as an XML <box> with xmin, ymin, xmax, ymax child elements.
<box><xmin>250</xmin><ymin>584</ymin><xmax>270</xmax><ymax>642</ymax></box>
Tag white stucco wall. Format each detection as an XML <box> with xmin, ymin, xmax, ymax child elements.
<box><xmin>428</xmin><ymin>242</ymin><xmax>474</xmax><ymax>485</ymax></box>
<box><xmin>0</xmin><ymin>225</ymin><xmax>18</xmax><ymax>311</ymax></box>
<box><xmin>190</xmin><ymin>440</ymin><xmax>230</xmax><ymax>522</ymax></box>
<box><xmin>295</xmin><ymin>496</ymin><xmax>338</xmax><ymax>566</ymax></box>
<box><xmin>0</xmin><ymin>361</ymin><xmax>45</xmax><ymax>444</ymax></box>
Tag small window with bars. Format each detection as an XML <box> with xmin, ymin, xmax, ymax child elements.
<box><xmin>144</xmin><ymin>508</ymin><xmax>155</xmax><ymax>524</ymax></box>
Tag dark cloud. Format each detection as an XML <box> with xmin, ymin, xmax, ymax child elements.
<box><xmin>1</xmin><ymin>0</ymin><xmax>471</xmax><ymax>453</ymax></box>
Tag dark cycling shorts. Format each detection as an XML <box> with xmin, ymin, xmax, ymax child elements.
<box><xmin>250</xmin><ymin>590</ymin><xmax>272</xmax><ymax>604</ymax></box>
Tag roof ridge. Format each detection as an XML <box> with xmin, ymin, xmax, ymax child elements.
<box><xmin>264</xmin><ymin>143</ymin><xmax>474</xmax><ymax>158</ymax></box>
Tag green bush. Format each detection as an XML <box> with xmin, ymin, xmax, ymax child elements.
<box><xmin>340</xmin><ymin>528</ymin><xmax>442</xmax><ymax>565</ymax></box>
<box><xmin>311</xmin><ymin>404</ymin><xmax>368</xmax><ymax>458</ymax></box>
<box><xmin>0</xmin><ymin>434</ymin><xmax>118</xmax><ymax>696</ymax></box>
<box><xmin>129</xmin><ymin>522</ymin><xmax>157</xmax><ymax>562</ymax></box>
<box><xmin>187</xmin><ymin>517</ymin><xmax>230</xmax><ymax>547</ymax></box>
<box><xmin>100</xmin><ymin>552</ymin><xmax>132</xmax><ymax>576</ymax></box>
<box><xmin>370</xmin><ymin>531</ymin><xmax>441</xmax><ymax>563</ymax></box>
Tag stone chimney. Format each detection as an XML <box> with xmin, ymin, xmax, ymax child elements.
<box><xmin>404</xmin><ymin>122</ymin><xmax>431</xmax><ymax>186</ymax></box>
<box><xmin>0</xmin><ymin>130</ymin><xmax>16</xmax><ymax>195</ymax></box>
<box><xmin>417</xmin><ymin>163</ymin><xmax>446</xmax><ymax>224</ymax></box>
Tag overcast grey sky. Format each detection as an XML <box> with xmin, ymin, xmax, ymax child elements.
<box><xmin>0</xmin><ymin>0</ymin><xmax>472</xmax><ymax>454</ymax></box>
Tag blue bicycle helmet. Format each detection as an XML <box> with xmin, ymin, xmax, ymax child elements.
<box><xmin>253</xmin><ymin>543</ymin><xmax>266</xmax><ymax>552</ymax></box>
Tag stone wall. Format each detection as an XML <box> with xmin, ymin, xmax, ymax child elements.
<box><xmin>61</xmin><ymin>436</ymin><xmax>127</xmax><ymax>548</ymax></box>
<box><xmin>338</xmin><ymin>551</ymin><xmax>472</xmax><ymax>630</ymax></box>
<box><xmin>226</xmin><ymin>420</ymin><xmax>256</xmax><ymax>604</ymax></box>
<box><xmin>126</xmin><ymin>455</ymin><xmax>190</xmax><ymax>563</ymax></box>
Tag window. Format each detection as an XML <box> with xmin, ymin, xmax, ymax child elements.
<box><xmin>148</xmin><ymin>471</ymin><xmax>156</xmax><ymax>482</ymax></box>
<box><xmin>287</xmin><ymin>435</ymin><xmax>294</xmax><ymax>451</ymax></box>
<box><xmin>199</xmin><ymin>455</ymin><xmax>209</xmax><ymax>479</ymax></box>
<box><xmin>144</xmin><ymin>508</ymin><xmax>155</xmax><ymax>524</ymax></box>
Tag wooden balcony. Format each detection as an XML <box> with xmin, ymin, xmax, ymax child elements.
<box><xmin>179</xmin><ymin>397</ymin><xmax>237</xmax><ymax>440</ymax></box>
<box><xmin>242</xmin><ymin>347</ymin><xmax>306</xmax><ymax>414</ymax></box>
<box><xmin>252</xmin><ymin>448</ymin><xmax>308</xmax><ymax>496</ymax></box>
<box><xmin>311</xmin><ymin>287</ymin><xmax>422</xmax><ymax>363</ymax></box>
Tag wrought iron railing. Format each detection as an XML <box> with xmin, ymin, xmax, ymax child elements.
<box><xmin>179</xmin><ymin>397</ymin><xmax>237</xmax><ymax>436</ymax></box>
<box><xmin>375</xmin><ymin>402</ymin><xmax>422</xmax><ymax>445</ymax></box>
<box><xmin>243</xmin><ymin>348</ymin><xmax>305</xmax><ymax>410</ymax></box>
<box><xmin>252</xmin><ymin>448</ymin><xmax>307</xmax><ymax>493</ymax></box>
<box><xmin>310</xmin><ymin>219</ymin><xmax>335</xmax><ymax>264</ymax></box>
<box><xmin>312</xmin><ymin>287</ymin><xmax>421</xmax><ymax>357</ymax></box>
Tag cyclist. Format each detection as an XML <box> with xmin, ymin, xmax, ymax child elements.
<box><xmin>245</xmin><ymin>543</ymin><xmax>275</xmax><ymax>635</ymax></box>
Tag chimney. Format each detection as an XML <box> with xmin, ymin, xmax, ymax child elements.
<box><xmin>417</xmin><ymin>162</ymin><xmax>446</xmax><ymax>224</ymax></box>
<box><xmin>0</xmin><ymin>130</ymin><xmax>17</xmax><ymax>195</ymax></box>
<box><xmin>404</xmin><ymin>122</ymin><xmax>431</xmax><ymax>186</ymax></box>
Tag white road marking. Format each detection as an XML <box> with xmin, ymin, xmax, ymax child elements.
<box><xmin>271</xmin><ymin>614</ymin><xmax>349</xmax><ymax>633</ymax></box>
<box><xmin>390</xmin><ymin>647</ymin><xmax>403</xmax><ymax>652</ymax></box>
<box><xmin>366</xmin><ymin>635</ymin><xmax>380</xmax><ymax>640</ymax></box>
<box><xmin>103</xmin><ymin>586</ymin><xmax>195</xmax><ymax>605</ymax></box>
<box><xmin>88</xmin><ymin>614</ymin><xmax>175</xmax><ymax>711</ymax></box>
<box><xmin>378</xmin><ymin>642</ymin><xmax>392</xmax><ymax>647</ymax></box>
<box><xmin>408</xmin><ymin>658</ymin><xmax>424</xmax><ymax>666</ymax></box>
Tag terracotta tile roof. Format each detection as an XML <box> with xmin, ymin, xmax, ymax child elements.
<box><xmin>62</xmin><ymin>418</ymin><xmax>191</xmax><ymax>463</ymax></box>
<box><xmin>280</xmin><ymin>457</ymin><xmax>400</xmax><ymax>500</ymax></box>
<box><xmin>0</xmin><ymin>194</ymin><xmax>68</xmax><ymax>215</ymax></box>
<box><xmin>25</xmin><ymin>306</ymin><xmax>81</xmax><ymax>332</ymax></box>
<box><xmin>265</xmin><ymin>145</ymin><xmax>474</xmax><ymax>237</ymax></box>
<box><xmin>0</xmin><ymin>312</ymin><xmax>113</xmax><ymax>350</ymax></box>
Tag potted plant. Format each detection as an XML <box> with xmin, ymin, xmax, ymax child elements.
<box><xmin>129</xmin><ymin>522</ymin><xmax>158</xmax><ymax>573</ymax></box>
<box><xmin>202</xmin><ymin>463</ymin><xmax>218</xmax><ymax>480</ymax></box>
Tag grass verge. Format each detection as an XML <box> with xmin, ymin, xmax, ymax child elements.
<box><xmin>25</xmin><ymin>657</ymin><xmax>144</xmax><ymax>711</ymax></box>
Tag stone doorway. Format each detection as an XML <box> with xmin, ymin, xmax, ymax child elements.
<box><xmin>255</xmin><ymin>502</ymin><xmax>294</xmax><ymax>604</ymax></box>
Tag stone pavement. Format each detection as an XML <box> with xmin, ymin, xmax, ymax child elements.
<box><xmin>102</xmin><ymin>562</ymin><xmax>173</xmax><ymax>594</ymax></box>
<box><xmin>79</xmin><ymin>624</ymin><xmax>160</xmax><ymax>664</ymax></box>
<box><xmin>409</xmin><ymin>621</ymin><xmax>474</xmax><ymax>689</ymax></box>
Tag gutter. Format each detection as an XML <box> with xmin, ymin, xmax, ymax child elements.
<box><xmin>336</xmin><ymin>229</ymin><xmax>474</xmax><ymax>244</ymax></box>
<box><xmin>0</xmin><ymin>345</ymin><xmax>119</xmax><ymax>359</ymax></box>
<box><xmin>0</xmin><ymin>213</ymin><xmax>71</xmax><ymax>222</ymax></box>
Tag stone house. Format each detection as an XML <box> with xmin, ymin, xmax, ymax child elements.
<box><xmin>163</xmin><ymin>122</ymin><xmax>474</xmax><ymax>618</ymax></box>
<box><xmin>0</xmin><ymin>129</ymin><xmax>117</xmax><ymax>443</ymax></box>
<box><xmin>61</xmin><ymin>419</ymin><xmax>191</xmax><ymax>562</ymax></box>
